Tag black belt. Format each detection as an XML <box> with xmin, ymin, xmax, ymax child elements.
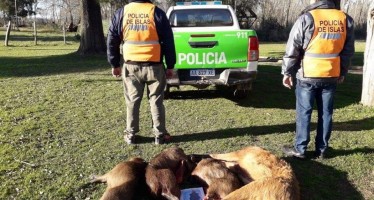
<box><xmin>124</xmin><ymin>61</ymin><xmax>161</xmax><ymax>66</ymax></box>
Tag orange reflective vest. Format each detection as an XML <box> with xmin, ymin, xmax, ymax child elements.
<box><xmin>303</xmin><ymin>9</ymin><xmax>347</xmax><ymax>78</ymax></box>
<box><xmin>122</xmin><ymin>3</ymin><xmax>161</xmax><ymax>62</ymax></box>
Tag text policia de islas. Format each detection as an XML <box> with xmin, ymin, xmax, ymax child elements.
<box><xmin>317</xmin><ymin>19</ymin><xmax>345</xmax><ymax>33</ymax></box>
<box><xmin>126</xmin><ymin>13</ymin><xmax>151</xmax><ymax>25</ymax></box>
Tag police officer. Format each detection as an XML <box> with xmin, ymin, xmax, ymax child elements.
<box><xmin>281</xmin><ymin>0</ymin><xmax>355</xmax><ymax>159</ymax></box>
<box><xmin>107</xmin><ymin>0</ymin><xmax>176</xmax><ymax>144</ymax></box>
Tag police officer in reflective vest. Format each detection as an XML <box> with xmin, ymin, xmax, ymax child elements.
<box><xmin>281</xmin><ymin>0</ymin><xmax>354</xmax><ymax>159</ymax></box>
<box><xmin>107</xmin><ymin>0</ymin><xmax>176</xmax><ymax>144</ymax></box>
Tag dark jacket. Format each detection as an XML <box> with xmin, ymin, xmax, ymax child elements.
<box><xmin>107</xmin><ymin>0</ymin><xmax>176</xmax><ymax>69</ymax></box>
<box><xmin>281</xmin><ymin>1</ymin><xmax>355</xmax><ymax>83</ymax></box>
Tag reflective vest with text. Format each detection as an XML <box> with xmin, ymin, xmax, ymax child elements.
<box><xmin>303</xmin><ymin>9</ymin><xmax>347</xmax><ymax>78</ymax></box>
<box><xmin>122</xmin><ymin>3</ymin><xmax>161</xmax><ymax>62</ymax></box>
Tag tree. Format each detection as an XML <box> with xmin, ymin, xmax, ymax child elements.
<box><xmin>101</xmin><ymin>0</ymin><xmax>128</xmax><ymax>10</ymax></box>
<box><xmin>361</xmin><ymin>1</ymin><xmax>374</xmax><ymax>106</ymax></box>
<box><xmin>77</xmin><ymin>0</ymin><xmax>106</xmax><ymax>55</ymax></box>
<box><xmin>155</xmin><ymin>0</ymin><xmax>174</xmax><ymax>11</ymax></box>
<box><xmin>0</xmin><ymin>0</ymin><xmax>36</xmax><ymax>18</ymax></box>
<box><xmin>62</xmin><ymin>0</ymin><xmax>80</xmax><ymax>26</ymax></box>
<box><xmin>100</xmin><ymin>0</ymin><xmax>128</xmax><ymax>21</ymax></box>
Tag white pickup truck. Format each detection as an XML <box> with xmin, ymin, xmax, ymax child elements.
<box><xmin>166</xmin><ymin>1</ymin><xmax>259</xmax><ymax>98</ymax></box>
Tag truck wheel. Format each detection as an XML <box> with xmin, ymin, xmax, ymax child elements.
<box><xmin>233</xmin><ymin>89</ymin><xmax>249</xmax><ymax>99</ymax></box>
<box><xmin>232</xmin><ymin>83</ymin><xmax>252</xmax><ymax>99</ymax></box>
<box><xmin>164</xmin><ymin>85</ymin><xmax>171</xmax><ymax>99</ymax></box>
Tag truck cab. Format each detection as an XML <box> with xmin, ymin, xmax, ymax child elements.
<box><xmin>166</xmin><ymin>1</ymin><xmax>259</xmax><ymax>98</ymax></box>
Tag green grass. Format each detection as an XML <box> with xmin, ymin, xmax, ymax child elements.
<box><xmin>0</xmin><ymin>29</ymin><xmax>373</xmax><ymax>200</ymax></box>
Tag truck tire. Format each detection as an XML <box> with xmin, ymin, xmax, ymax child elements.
<box><xmin>233</xmin><ymin>89</ymin><xmax>249</xmax><ymax>99</ymax></box>
<box><xmin>164</xmin><ymin>84</ymin><xmax>171</xmax><ymax>99</ymax></box>
<box><xmin>232</xmin><ymin>83</ymin><xmax>252</xmax><ymax>99</ymax></box>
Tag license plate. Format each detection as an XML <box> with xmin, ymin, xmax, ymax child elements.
<box><xmin>190</xmin><ymin>69</ymin><xmax>215</xmax><ymax>76</ymax></box>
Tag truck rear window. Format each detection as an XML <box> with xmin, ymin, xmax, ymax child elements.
<box><xmin>169</xmin><ymin>9</ymin><xmax>233</xmax><ymax>27</ymax></box>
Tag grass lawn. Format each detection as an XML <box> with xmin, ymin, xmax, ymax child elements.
<box><xmin>0</xmin><ymin>28</ymin><xmax>373</xmax><ymax>200</ymax></box>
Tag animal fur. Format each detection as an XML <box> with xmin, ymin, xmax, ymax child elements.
<box><xmin>149</xmin><ymin>147</ymin><xmax>193</xmax><ymax>177</ymax></box>
<box><xmin>191</xmin><ymin>158</ymin><xmax>243</xmax><ymax>200</ymax></box>
<box><xmin>91</xmin><ymin>157</ymin><xmax>147</xmax><ymax>200</ymax></box>
<box><xmin>145</xmin><ymin>165</ymin><xmax>180</xmax><ymax>200</ymax></box>
<box><xmin>146</xmin><ymin>147</ymin><xmax>195</xmax><ymax>199</ymax></box>
<box><xmin>209</xmin><ymin>146</ymin><xmax>300</xmax><ymax>200</ymax></box>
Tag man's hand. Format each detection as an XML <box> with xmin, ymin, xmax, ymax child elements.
<box><xmin>282</xmin><ymin>75</ymin><xmax>293</xmax><ymax>89</ymax></box>
<box><xmin>166</xmin><ymin>69</ymin><xmax>174</xmax><ymax>79</ymax></box>
<box><xmin>337</xmin><ymin>76</ymin><xmax>345</xmax><ymax>84</ymax></box>
<box><xmin>112</xmin><ymin>67</ymin><xmax>122</xmax><ymax>78</ymax></box>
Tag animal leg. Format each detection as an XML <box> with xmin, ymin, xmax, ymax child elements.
<box><xmin>90</xmin><ymin>174</ymin><xmax>107</xmax><ymax>183</ymax></box>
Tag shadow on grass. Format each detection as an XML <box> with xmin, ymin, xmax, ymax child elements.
<box><xmin>168</xmin><ymin>116</ymin><xmax>374</xmax><ymax>143</ymax></box>
<box><xmin>326</xmin><ymin>147</ymin><xmax>374</xmax><ymax>158</ymax></box>
<box><xmin>352</xmin><ymin>52</ymin><xmax>364</xmax><ymax>66</ymax></box>
<box><xmin>284</xmin><ymin>154</ymin><xmax>366</xmax><ymax>200</ymax></box>
<box><xmin>167</xmin><ymin>65</ymin><xmax>363</xmax><ymax>110</ymax></box>
<box><xmin>167</xmin><ymin>89</ymin><xmax>224</xmax><ymax>100</ymax></box>
<box><xmin>0</xmin><ymin>52</ymin><xmax>108</xmax><ymax>77</ymax></box>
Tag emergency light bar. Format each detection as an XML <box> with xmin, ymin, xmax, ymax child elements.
<box><xmin>176</xmin><ymin>1</ymin><xmax>222</xmax><ymax>6</ymax></box>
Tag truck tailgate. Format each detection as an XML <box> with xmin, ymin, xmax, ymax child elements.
<box><xmin>174</xmin><ymin>30</ymin><xmax>257</xmax><ymax>69</ymax></box>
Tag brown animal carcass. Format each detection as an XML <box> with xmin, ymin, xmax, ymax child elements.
<box><xmin>91</xmin><ymin>157</ymin><xmax>147</xmax><ymax>200</ymax></box>
<box><xmin>191</xmin><ymin>158</ymin><xmax>243</xmax><ymax>200</ymax></box>
<box><xmin>145</xmin><ymin>147</ymin><xmax>195</xmax><ymax>200</ymax></box>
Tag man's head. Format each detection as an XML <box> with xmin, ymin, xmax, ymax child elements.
<box><xmin>310</xmin><ymin>0</ymin><xmax>341</xmax><ymax>9</ymax></box>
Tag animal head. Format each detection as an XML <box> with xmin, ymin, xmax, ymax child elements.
<box><xmin>149</xmin><ymin>147</ymin><xmax>198</xmax><ymax>183</ymax></box>
<box><xmin>149</xmin><ymin>147</ymin><xmax>188</xmax><ymax>169</ymax></box>
<box><xmin>191</xmin><ymin>158</ymin><xmax>242</xmax><ymax>199</ymax></box>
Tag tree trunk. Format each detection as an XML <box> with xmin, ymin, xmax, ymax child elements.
<box><xmin>33</xmin><ymin>21</ymin><xmax>38</xmax><ymax>45</ymax></box>
<box><xmin>77</xmin><ymin>0</ymin><xmax>106</xmax><ymax>55</ymax></box>
<box><xmin>361</xmin><ymin>2</ymin><xmax>374</xmax><ymax>106</ymax></box>
<box><xmin>63</xmin><ymin>25</ymin><xmax>67</xmax><ymax>44</ymax></box>
<box><xmin>285</xmin><ymin>0</ymin><xmax>291</xmax><ymax>27</ymax></box>
<box><xmin>5</xmin><ymin>21</ymin><xmax>11</xmax><ymax>46</ymax></box>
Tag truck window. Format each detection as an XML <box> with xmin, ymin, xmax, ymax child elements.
<box><xmin>169</xmin><ymin>9</ymin><xmax>233</xmax><ymax>27</ymax></box>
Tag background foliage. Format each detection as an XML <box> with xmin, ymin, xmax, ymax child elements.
<box><xmin>0</xmin><ymin>0</ymin><xmax>369</xmax><ymax>40</ymax></box>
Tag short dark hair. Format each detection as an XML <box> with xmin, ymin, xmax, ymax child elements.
<box><xmin>332</xmin><ymin>0</ymin><xmax>341</xmax><ymax>10</ymax></box>
<box><xmin>316</xmin><ymin>0</ymin><xmax>341</xmax><ymax>9</ymax></box>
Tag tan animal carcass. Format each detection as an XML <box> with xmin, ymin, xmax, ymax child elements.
<box><xmin>91</xmin><ymin>157</ymin><xmax>147</xmax><ymax>200</ymax></box>
<box><xmin>210</xmin><ymin>146</ymin><xmax>300</xmax><ymax>200</ymax></box>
